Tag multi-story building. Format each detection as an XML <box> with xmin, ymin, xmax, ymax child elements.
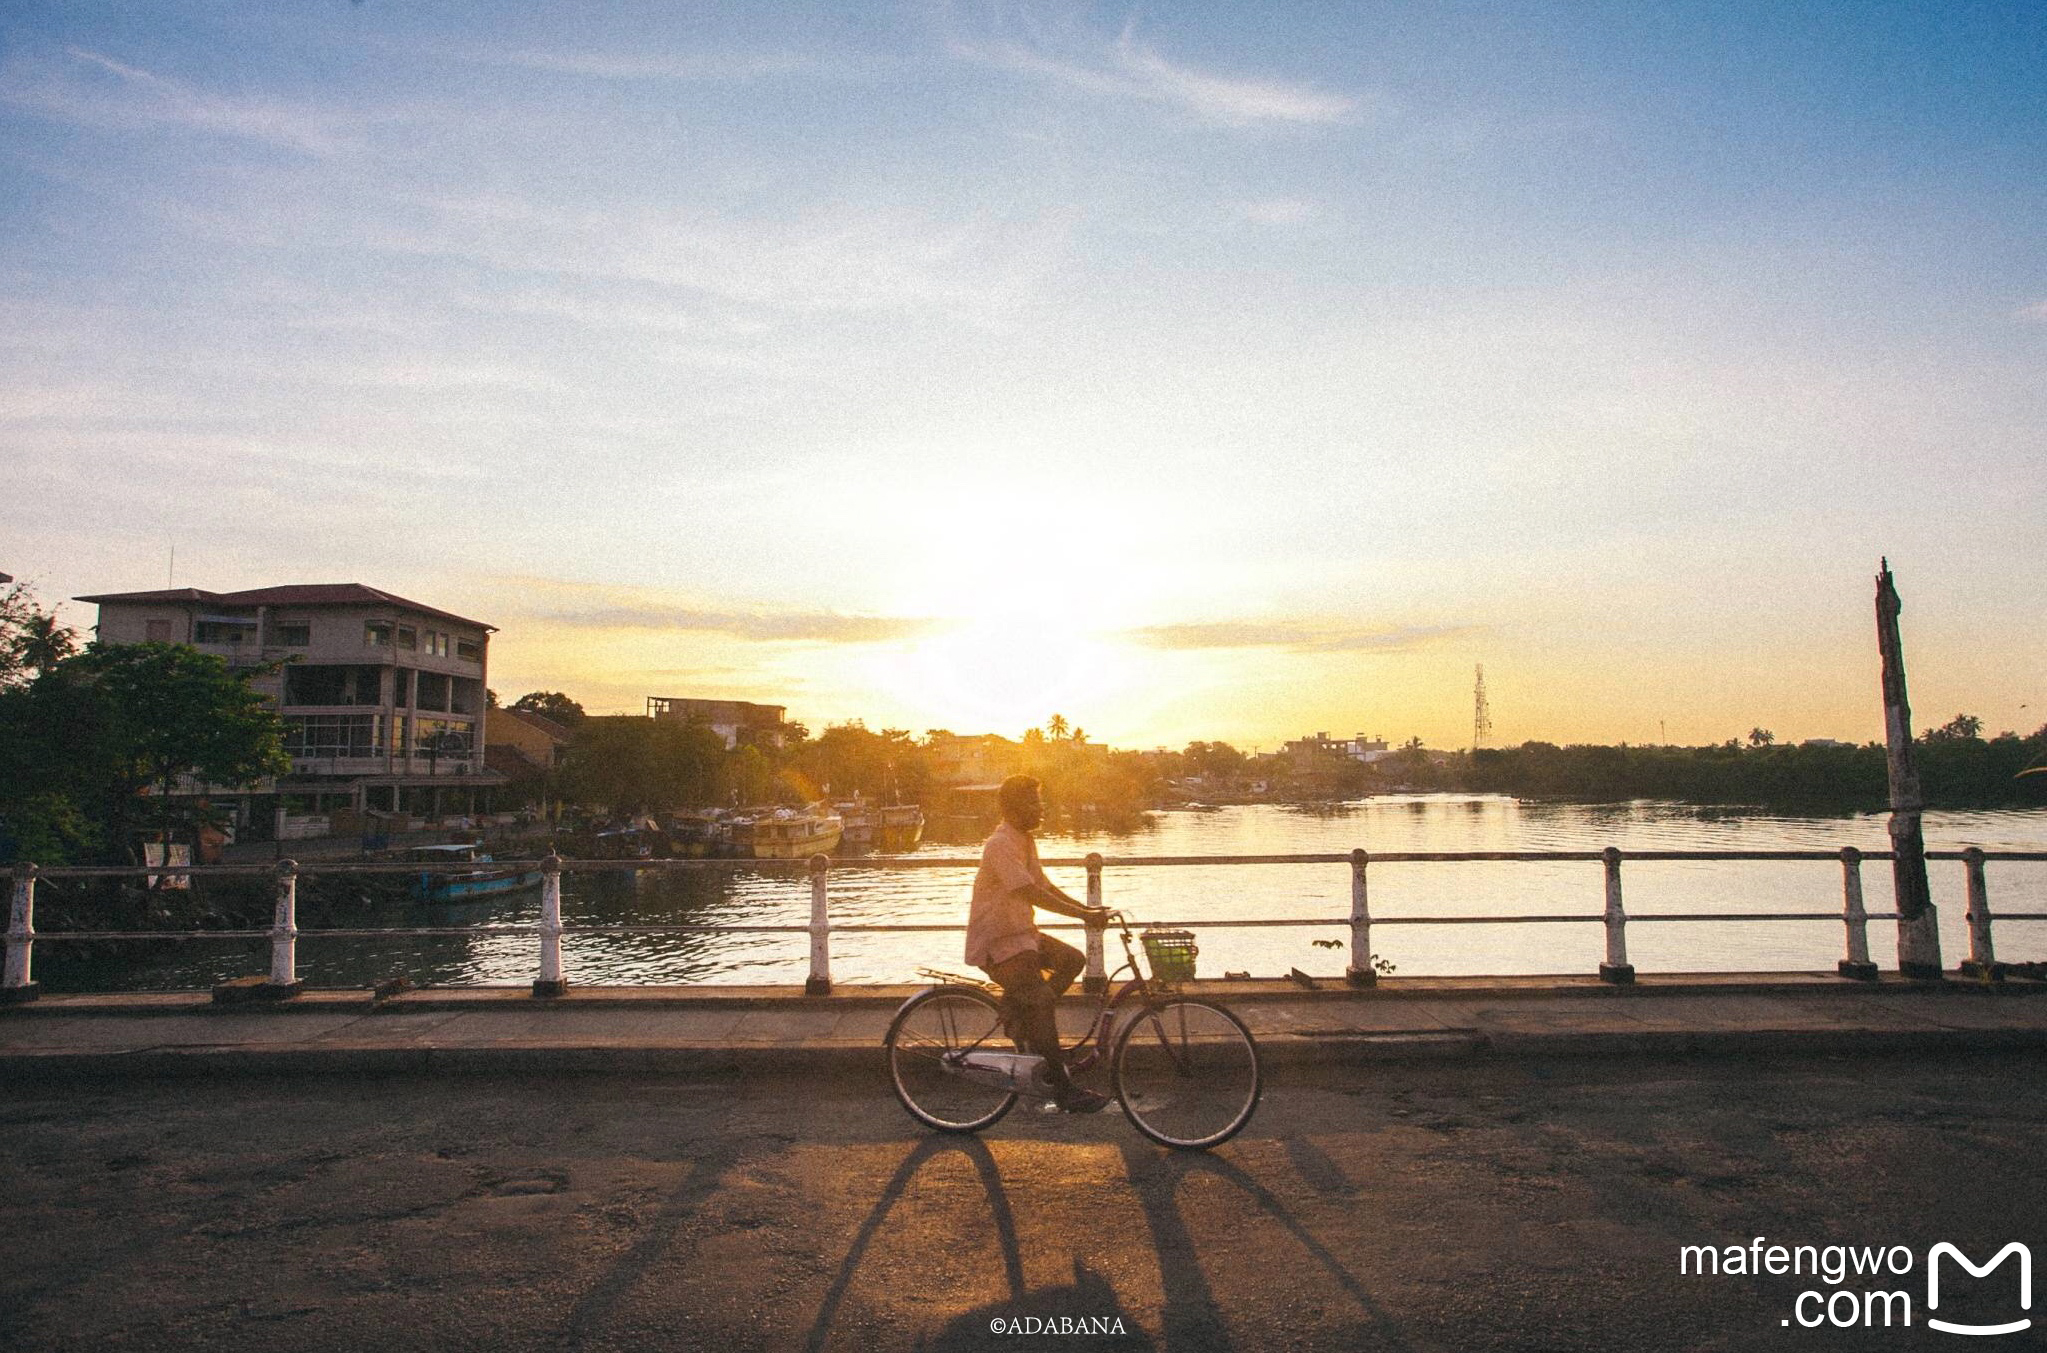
<box><xmin>646</xmin><ymin>696</ymin><xmax>788</xmax><ymax>749</ymax></box>
<box><xmin>923</xmin><ymin>732</ymin><xmax>1020</xmax><ymax>789</ymax></box>
<box><xmin>1281</xmin><ymin>731</ymin><xmax>1392</xmax><ymax>764</ymax></box>
<box><xmin>76</xmin><ymin>583</ymin><xmax>506</xmax><ymax>836</ymax></box>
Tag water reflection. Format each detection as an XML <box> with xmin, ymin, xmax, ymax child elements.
<box><xmin>35</xmin><ymin>798</ymin><xmax>2047</xmax><ymax>991</ymax></box>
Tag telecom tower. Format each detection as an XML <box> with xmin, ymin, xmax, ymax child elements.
<box><xmin>1473</xmin><ymin>664</ymin><xmax>1493</xmax><ymax>750</ymax></box>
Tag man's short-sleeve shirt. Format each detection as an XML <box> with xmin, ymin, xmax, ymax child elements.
<box><xmin>966</xmin><ymin>821</ymin><xmax>1048</xmax><ymax>969</ymax></box>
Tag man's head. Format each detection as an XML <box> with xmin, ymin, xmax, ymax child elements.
<box><xmin>998</xmin><ymin>774</ymin><xmax>1044</xmax><ymax>832</ymax></box>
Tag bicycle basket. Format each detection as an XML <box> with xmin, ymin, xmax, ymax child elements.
<box><xmin>1141</xmin><ymin>928</ymin><xmax>1198</xmax><ymax>982</ymax></box>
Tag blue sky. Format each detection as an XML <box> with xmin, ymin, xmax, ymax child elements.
<box><xmin>3</xmin><ymin>1</ymin><xmax>2042</xmax><ymax>747</ymax></box>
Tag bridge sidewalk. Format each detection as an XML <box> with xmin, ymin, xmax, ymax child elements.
<box><xmin>3</xmin><ymin>974</ymin><xmax>2045</xmax><ymax>1079</ymax></box>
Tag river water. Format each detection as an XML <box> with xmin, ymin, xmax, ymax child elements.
<box><xmin>37</xmin><ymin>798</ymin><xmax>2047</xmax><ymax>990</ymax></box>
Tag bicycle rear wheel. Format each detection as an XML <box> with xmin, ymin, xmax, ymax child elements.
<box><xmin>1112</xmin><ymin>998</ymin><xmax>1261</xmax><ymax>1149</ymax></box>
<box><xmin>885</xmin><ymin>986</ymin><xmax>1020</xmax><ymax>1133</ymax></box>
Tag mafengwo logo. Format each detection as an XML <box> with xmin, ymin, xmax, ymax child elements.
<box><xmin>1927</xmin><ymin>1242</ymin><xmax>2031</xmax><ymax>1337</ymax></box>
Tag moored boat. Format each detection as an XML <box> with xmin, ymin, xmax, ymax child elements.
<box><xmin>835</xmin><ymin>801</ymin><xmax>875</xmax><ymax>851</ymax></box>
<box><xmin>668</xmin><ymin>810</ymin><xmax>731</xmax><ymax>857</ymax></box>
<box><xmin>875</xmin><ymin>802</ymin><xmax>924</xmax><ymax>853</ymax></box>
<box><xmin>409</xmin><ymin>842</ymin><xmax>543</xmax><ymax>902</ymax></box>
<box><xmin>728</xmin><ymin>805</ymin><xmax>844</xmax><ymax>859</ymax></box>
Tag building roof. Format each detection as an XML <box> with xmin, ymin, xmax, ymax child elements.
<box><xmin>75</xmin><ymin>584</ymin><xmax>494</xmax><ymax>631</ymax></box>
<box><xmin>492</xmin><ymin>704</ymin><xmax>572</xmax><ymax>742</ymax></box>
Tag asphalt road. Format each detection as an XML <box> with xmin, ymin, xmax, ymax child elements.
<box><xmin>3</xmin><ymin>1051</ymin><xmax>2042</xmax><ymax>1352</ymax></box>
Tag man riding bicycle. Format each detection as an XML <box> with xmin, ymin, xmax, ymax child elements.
<box><xmin>965</xmin><ymin>775</ymin><xmax>1111</xmax><ymax>1113</ymax></box>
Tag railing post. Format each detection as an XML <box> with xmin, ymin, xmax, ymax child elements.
<box><xmin>1346</xmin><ymin>848</ymin><xmax>1376</xmax><ymax>987</ymax></box>
<box><xmin>1892</xmin><ymin>828</ymin><xmax>1943</xmax><ymax>981</ymax></box>
<box><xmin>1599</xmin><ymin>846</ymin><xmax>1634</xmax><ymax>984</ymax></box>
<box><xmin>1959</xmin><ymin>847</ymin><xmax>2003</xmax><ymax>981</ymax></box>
<box><xmin>533</xmin><ymin>854</ymin><xmax>567</xmax><ymax>998</ymax></box>
<box><xmin>1083</xmin><ymin>853</ymin><xmax>1105</xmax><ymax>995</ymax></box>
<box><xmin>4</xmin><ymin>862</ymin><xmax>40</xmax><ymax>1004</ymax></box>
<box><xmin>266</xmin><ymin>858</ymin><xmax>304</xmax><ymax>997</ymax></box>
<box><xmin>1836</xmin><ymin>847</ymin><xmax>1877</xmax><ymax>980</ymax></box>
<box><xmin>806</xmin><ymin>853</ymin><xmax>832</xmax><ymax>995</ymax></box>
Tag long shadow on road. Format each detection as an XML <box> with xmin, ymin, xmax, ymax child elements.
<box><xmin>798</xmin><ymin>1125</ymin><xmax>1420</xmax><ymax>1351</ymax></box>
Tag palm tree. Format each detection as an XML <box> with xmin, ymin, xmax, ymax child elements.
<box><xmin>17</xmin><ymin>611</ymin><xmax>78</xmax><ymax>675</ymax></box>
<box><xmin>1047</xmin><ymin>713</ymin><xmax>1069</xmax><ymax>741</ymax></box>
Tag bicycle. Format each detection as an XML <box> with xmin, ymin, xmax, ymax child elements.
<box><xmin>883</xmin><ymin>910</ymin><xmax>1262</xmax><ymax>1150</ymax></box>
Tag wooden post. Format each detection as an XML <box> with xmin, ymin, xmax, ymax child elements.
<box><xmin>1959</xmin><ymin>847</ymin><xmax>2003</xmax><ymax>980</ymax></box>
<box><xmin>806</xmin><ymin>853</ymin><xmax>832</xmax><ymax>995</ymax></box>
<box><xmin>1837</xmin><ymin>847</ymin><xmax>1877</xmax><ymax>980</ymax></box>
<box><xmin>266</xmin><ymin>858</ymin><xmax>304</xmax><ymax>997</ymax></box>
<box><xmin>1346</xmin><ymin>848</ymin><xmax>1376</xmax><ymax>987</ymax></box>
<box><xmin>533</xmin><ymin>854</ymin><xmax>567</xmax><ymax>997</ymax></box>
<box><xmin>1876</xmin><ymin>560</ymin><xmax>1942</xmax><ymax>978</ymax></box>
<box><xmin>3</xmin><ymin>862</ymin><xmax>39</xmax><ymax>1003</ymax></box>
<box><xmin>1083</xmin><ymin>853</ymin><xmax>1106</xmax><ymax>994</ymax></box>
<box><xmin>1599</xmin><ymin>847</ymin><xmax>1634</xmax><ymax>984</ymax></box>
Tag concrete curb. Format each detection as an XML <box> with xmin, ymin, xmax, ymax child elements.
<box><xmin>5</xmin><ymin>1024</ymin><xmax>2043</xmax><ymax>1083</ymax></box>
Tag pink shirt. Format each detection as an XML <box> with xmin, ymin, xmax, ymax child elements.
<box><xmin>965</xmin><ymin>820</ymin><xmax>1049</xmax><ymax>969</ymax></box>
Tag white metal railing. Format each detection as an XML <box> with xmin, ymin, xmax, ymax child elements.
<box><xmin>4</xmin><ymin>848</ymin><xmax>2045</xmax><ymax>1002</ymax></box>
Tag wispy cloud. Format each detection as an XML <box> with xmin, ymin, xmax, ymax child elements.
<box><xmin>0</xmin><ymin>48</ymin><xmax>364</xmax><ymax>156</ymax></box>
<box><xmin>528</xmin><ymin>598</ymin><xmax>945</xmax><ymax>645</ymax></box>
<box><xmin>946</xmin><ymin>10</ymin><xmax>1359</xmax><ymax>127</ymax></box>
<box><xmin>1239</xmin><ymin>198</ymin><xmax>1316</xmax><ymax>225</ymax></box>
<box><xmin>440</xmin><ymin>45</ymin><xmax>828</xmax><ymax>82</ymax></box>
<box><xmin>1126</xmin><ymin>621</ymin><xmax>1479</xmax><ymax>653</ymax></box>
<box><xmin>2017</xmin><ymin>299</ymin><xmax>2047</xmax><ymax>322</ymax></box>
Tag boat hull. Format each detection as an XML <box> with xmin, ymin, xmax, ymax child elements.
<box><xmin>745</xmin><ymin>823</ymin><xmax>844</xmax><ymax>859</ymax></box>
<box><xmin>416</xmin><ymin>869</ymin><xmax>543</xmax><ymax>902</ymax></box>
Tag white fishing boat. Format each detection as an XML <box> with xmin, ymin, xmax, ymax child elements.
<box><xmin>728</xmin><ymin>804</ymin><xmax>844</xmax><ymax>859</ymax></box>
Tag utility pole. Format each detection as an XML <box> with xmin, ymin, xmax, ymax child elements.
<box><xmin>1876</xmin><ymin>559</ymin><xmax>1941</xmax><ymax>978</ymax></box>
<box><xmin>1472</xmin><ymin>664</ymin><xmax>1492</xmax><ymax>751</ymax></box>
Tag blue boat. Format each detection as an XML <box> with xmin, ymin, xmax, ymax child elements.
<box><xmin>409</xmin><ymin>843</ymin><xmax>542</xmax><ymax>902</ymax></box>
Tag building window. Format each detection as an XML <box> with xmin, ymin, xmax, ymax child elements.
<box><xmin>456</xmin><ymin>638</ymin><xmax>482</xmax><ymax>662</ymax></box>
<box><xmin>283</xmin><ymin>714</ymin><xmax>380</xmax><ymax>759</ymax></box>
<box><xmin>396</xmin><ymin>625</ymin><xmax>417</xmax><ymax>650</ymax></box>
<box><xmin>416</xmin><ymin>670</ymin><xmax>451</xmax><ymax>711</ymax></box>
<box><xmin>195</xmin><ymin>620</ymin><xmax>257</xmax><ymax>645</ymax></box>
<box><xmin>277</xmin><ymin>624</ymin><xmax>311</xmax><ymax>647</ymax></box>
<box><xmin>427</xmin><ymin>631</ymin><xmax>449</xmax><ymax>657</ymax></box>
<box><xmin>413</xmin><ymin>718</ymin><xmax>473</xmax><ymax>758</ymax></box>
<box><xmin>145</xmin><ymin>619</ymin><xmax>173</xmax><ymax>642</ymax></box>
<box><xmin>283</xmin><ymin>664</ymin><xmax>384</xmax><ymax>707</ymax></box>
<box><xmin>365</xmin><ymin>622</ymin><xmax>392</xmax><ymax>648</ymax></box>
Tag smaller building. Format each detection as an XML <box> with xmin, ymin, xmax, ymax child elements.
<box><xmin>924</xmin><ymin>733</ymin><xmax>1020</xmax><ymax>788</ymax></box>
<box><xmin>487</xmin><ymin>705</ymin><xmax>572</xmax><ymax>777</ymax></box>
<box><xmin>1281</xmin><ymin>732</ymin><xmax>1391</xmax><ymax>764</ymax></box>
<box><xmin>647</xmin><ymin>696</ymin><xmax>788</xmax><ymax>749</ymax></box>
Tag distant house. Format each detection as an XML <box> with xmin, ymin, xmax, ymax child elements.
<box><xmin>647</xmin><ymin>696</ymin><xmax>787</xmax><ymax>749</ymax></box>
<box><xmin>924</xmin><ymin>733</ymin><xmax>1020</xmax><ymax>789</ymax></box>
<box><xmin>76</xmin><ymin>583</ymin><xmax>506</xmax><ymax>837</ymax></box>
<box><xmin>487</xmin><ymin>705</ymin><xmax>571</xmax><ymax>779</ymax></box>
<box><xmin>1281</xmin><ymin>732</ymin><xmax>1391</xmax><ymax>764</ymax></box>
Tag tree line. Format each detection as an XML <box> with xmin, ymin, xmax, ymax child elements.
<box><xmin>7</xmin><ymin>575</ymin><xmax>2045</xmax><ymax>870</ymax></box>
<box><xmin>0</xmin><ymin>583</ymin><xmax>287</xmax><ymax>866</ymax></box>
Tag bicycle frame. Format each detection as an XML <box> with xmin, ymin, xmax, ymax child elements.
<box><xmin>943</xmin><ymin>911</ymin><xmax>1179</xmax><ymax>1073</ymax></box>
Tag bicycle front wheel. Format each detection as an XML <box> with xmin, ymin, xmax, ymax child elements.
<box><xmin>1112</xmin><ymin>998</ymin><xmax>1261</xmax><ymax>1149</ymax></box>
<box><xmin>885</xmin><ymin>986</ymin><xmax>1019</xmax><ymax>1133</ymax></box>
